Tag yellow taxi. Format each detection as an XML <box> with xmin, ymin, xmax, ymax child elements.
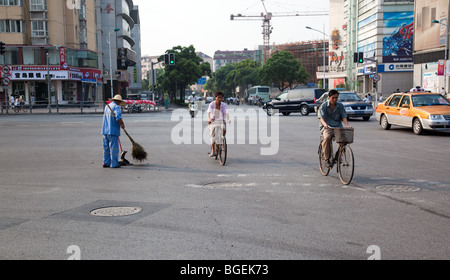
<box><xmin>376</xmin><ymin>92</ymin><xmax>450</xmax><ymax>135</ymax></box>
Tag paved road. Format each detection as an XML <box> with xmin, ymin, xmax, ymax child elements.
<box><xmin>0</xmin><ymin>105</ymin><xmax>449</xmax><ymax>260</ymax></box>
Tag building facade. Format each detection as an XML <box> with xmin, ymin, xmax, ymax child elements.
<box><xmin>413</xmin><ymin>0</ymin><xmax>450</xmax><ymax>94</ymax></box>
<box><xmin>99</xmin><ymin>0</ymin><xmax>137</xmax><ymax>100</ymax></box>
<box><xmin>324</xmin><ymin>0</ymin><xmax>414</xmax><ymax>98</ymax></box>
<box><xmin>0</xmin><ymin>0</ymin><xmax>100</xmax><ymax>105</ymax></box>
<box><xmin>213</xmin><ymin>49</ymin><xmax>255</xmax><ymax>72</ymax></box>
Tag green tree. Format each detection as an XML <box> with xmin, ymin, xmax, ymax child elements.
<box><xmin>159</xmin><ymin>45</ymin><xmax>211</xmax><ymax>102</ymax></box>
<box><xmin>260</xmin><ymin>51</ymin><xmax>309</xmax><ymax>91</ymax></box>
<box><xmin>231</xmin><ymin>59</ymin><xmax>261</xmax><ymax>96</ymax></box>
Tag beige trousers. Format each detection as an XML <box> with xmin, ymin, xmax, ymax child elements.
<box><xmin>322</xmin><ymin>128</ymin><xmax>335</xmax><ymax>161</ymax></box>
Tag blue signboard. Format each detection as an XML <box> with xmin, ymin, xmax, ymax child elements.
<box><xmin>197</xmin><ymin>77</ymin><xmax>207</xmax><ymax>85</ymax></box>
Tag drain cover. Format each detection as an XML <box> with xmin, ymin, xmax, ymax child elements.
<box><xmin>90</xmin><ymin>206</ymin><xmax>142</xmax><ymax>217</ymax></box>
<box><xmin>375</xmin><ymin>185</ymin><xmax>421</xmax><ymax>193</ymax></box>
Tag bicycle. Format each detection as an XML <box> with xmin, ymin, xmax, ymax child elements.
<box><xmin>211</xmin><ymin>121</ymin><xmax>228</xmax><ymax>166</ymax></box>
<box><xmin>318</xmin><ymin>128</ymin><xmax>355</xmax><ymax>185</ymax></box>
<box><xmin>14</xmin><ymin>103</ymin><xmax>29</xmax><ymax>113</ymax></box>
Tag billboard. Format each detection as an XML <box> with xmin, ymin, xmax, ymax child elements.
<box><xmin>414</xmin><ymin>0</ymin><xmax>450</xmax><ymax>52</ymax></box>
<box><xmin>383</xmin><ymin>12</ymin><xmax>414</xmax><ymax>63</ymax></box>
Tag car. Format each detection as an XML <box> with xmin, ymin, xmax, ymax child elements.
<box><xmin>206</xmin><ymin>96</ymin><xmax>214</xmax><ymax>103</ymax></box>
<box><xmin>263</xmin><ymin>88</ymin><xmax>326</xmax><ymax>116</ymax></box>
<box><xmin>315</xmin><ymin>91</ymin><xmax>374</xmax><ymax>121</ymax></box>
<box><xmin>376</xmin><ymin>92</ymin><xmax>450</xmax><ymax>135</ymax></box>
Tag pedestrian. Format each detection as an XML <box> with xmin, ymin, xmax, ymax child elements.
<box><xmin>379</xmin><ymin>93</ymin><xmax>383</xmax><ymax>102</ymax></box>
<box><xmin>441</xmin><ymin>87</ymin><xmax>446</xmax><ymax>97</ymax></box>
<box><xmin>9</xmin><ymin>95</ymin><xmax>14</xmax><ymax>108</ymax></box>
<box><xmin>102</xmin><ymin>94</ymin><xmax>126</xmax><ymax>168</ymax></box>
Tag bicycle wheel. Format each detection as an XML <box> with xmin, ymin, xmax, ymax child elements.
<box><xmin>14</xmin><ymin>107</ymin><xmax>19</xmax><ymax>113</ymax></box>
<box><xmin>22</xmin><ymin>107</ymin><xmax>28</xmax><ymax>113</ymax></box>
<box><xmin>318</xmin><ymin>142</ymin><xmax>330</xmax><ymax>176</ymax></box>
<box><xmin>338</xmin><ymin>145</ymin><xmax>354</xmax><ymax>185</ymax></box>
<box><xmin>218</xmin><ymin>137</ymin><xmax>227</xmax><ymax>166</ymax></box>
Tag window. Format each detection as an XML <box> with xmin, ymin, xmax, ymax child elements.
<box><xmin>388</xmin><ymin>95</ymin><xmax>402</xmax><ymax>107</ymax></box>
<box><xmin>400</xmin><ymin>96</ymin><xmax>410</xmax><ymax>107</ymax></box>
<box><xmin>30</xmin><ymin>0</ymin><xmax>46</xmax><ymax>11</ymax></box>
<box><xmin>0</xmin><ymin>20</ymin><xmax>23</xmax><ymax>33</ymax></box>
<box><xmin>0</xmin><ymin>0</ymin><xmax>22</xmax><ymax>6</ymax></box>
<box><xmin>31</xmin><ymin>20</ymin><xmax>48</xmax><ymax>36</ymax></box>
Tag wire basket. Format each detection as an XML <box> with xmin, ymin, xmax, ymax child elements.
<box><xmin>335</xmin><ymin>128</ymin><xmax>354</xmax><ymax>144</ymax></box>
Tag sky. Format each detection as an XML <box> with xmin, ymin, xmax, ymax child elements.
<box><xmin>133</xmin><ymin>0</ymin><xmax>330</xmax><ymax>58</ymax></box>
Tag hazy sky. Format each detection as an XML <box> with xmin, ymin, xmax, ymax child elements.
<box><xmin>133</xmin><ymin>0</ymin><xmax>330</xmax><ymax>57</ymax></box>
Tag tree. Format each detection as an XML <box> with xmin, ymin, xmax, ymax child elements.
<box><xmin>231</xmin><ymin>59</ymin><xmax>261</xmax><ymax>97</ymax></box>
<box><xmin>159</xmin><ymin>45</ymin><xmax>211</xmax><ymax>102</ymax></box>
<box><xmin>260</xmin><ymin>51</ymin><xmax>309</xmax><ymax>91</ymax></box>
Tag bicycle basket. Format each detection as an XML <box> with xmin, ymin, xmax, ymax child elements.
<box><xmin>335</xmin><ymin>128</ymin><xmax>354</xmax><ymax>144</ymax></box>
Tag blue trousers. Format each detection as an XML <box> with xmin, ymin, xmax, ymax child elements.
<box><xmin>103</xmin><ymin>135</ymin><xmax>120</xmax><ymax>168</ymax></box>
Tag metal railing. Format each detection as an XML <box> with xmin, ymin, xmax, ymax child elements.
<box><xmin>0</xmin><ymin>101</ymin><xmax>160</xmax><ymax>115</ymax></box>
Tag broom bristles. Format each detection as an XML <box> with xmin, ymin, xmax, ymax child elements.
<box><xmin>124</xmin><ymin>129</ymin><xmax>148</xmax><ymax>162</ymax></box>
<box><xmin>132</xmin><ymin>142</ymin><xmax>148</xmax><ymax>162</ymax></box>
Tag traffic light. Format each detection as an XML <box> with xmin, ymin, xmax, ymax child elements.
<box><xmin>164</xmin><ymin>54</ymin><xmax>170</xmax><ymax>65</ymax></box>
<box><xmin>0</xmin><ymin>41</ymin><xmax>5</xmax><ymax>55</ymax></box>
<box><xmin>358</xmin><ymin>52</ymin><xmax>364</xmax><ymax>63</ymax></box>
<box><xmin>353</xmin><ymin>52</ymin><xmax>358</xmax><ymax>63</ymax></box>
<box><xmin>169</xmin><ymin>53</ymin><xmax>175</xmax><ymax>65</ymax></box>
<box><xmin>373</xmin><ymin>81</ymin><xmax>377</xmax><ymax>89</ymax></box>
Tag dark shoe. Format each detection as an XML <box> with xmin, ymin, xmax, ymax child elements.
<box><xmin>103</xmin><ymin>164</ymin><xmax>110</xmax><ymax>168</ymax></box>
<box><xmin>325</xmin><ymin>159</ymin><xmax>333</xmax><ymax>168</ymax></box>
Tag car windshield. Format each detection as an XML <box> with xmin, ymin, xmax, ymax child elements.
<box><xmin>276</xmin><ymin>92</ymin><xmax>288</xmax><ymax>100</ymax></box>
<box><xmin>412</xmin><ymin>95</ymin><xmax>450</xmax><ymax>107</ymax></box>
<box><xmin>339</xmin><ymin>93</ymin><xmax>362</xmax><ymax>102</ymax></box>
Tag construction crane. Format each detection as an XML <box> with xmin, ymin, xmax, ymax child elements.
<box><xmin>231</xmin><ymin>0</ymin><xmax>329</xmax><ymax>62</ymax></box>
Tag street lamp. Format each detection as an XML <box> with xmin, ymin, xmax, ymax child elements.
<box><xmin>306</xmin><ymin>26</ymin><xmax>328</xmax><ymax>90</ymax></box>
<box><xmin>107</xmin><ymin>28</ymin><xmax>120</xmax><ymax>99</ymax></box>
<box><xmin>432</xmin><ymin>19</ymin><xmax>448</xmax><ymax>95</ymax></box>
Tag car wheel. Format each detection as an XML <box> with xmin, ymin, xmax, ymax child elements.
<box><xmin>380</xmin><ymin>114</ymin><xmax>391</xmax><ymax>130</ymax></box>
<box><xmin>300</xmin><ymin>105</ymin><xmax>309</xmax><ymax>116</ymax></box>
<box><xmin>413</xmin><ymin>118</ymin><xmax>423</xmax><ymax>135</ymax></box>
<box><xmin>266</xmin><ymin>106</ymin><xmax>274</xmax><ymax>116</ymax></box>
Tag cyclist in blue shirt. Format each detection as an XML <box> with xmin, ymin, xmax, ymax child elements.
<box><xmin>318</xmin><ymin>90</ymin><xmax>351</xmax><ymax>167</ymax></box>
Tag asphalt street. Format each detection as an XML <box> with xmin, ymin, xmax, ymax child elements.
<box><xmin>0</xmin><ymin>104</ymin><xmax>449</xmax><ymax>260</ymax></box>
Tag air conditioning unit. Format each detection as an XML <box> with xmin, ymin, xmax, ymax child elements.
<box><xmin>69</xmin><ymin>82</ymin><xmax>76</xmax><ymax>89</ymax></box>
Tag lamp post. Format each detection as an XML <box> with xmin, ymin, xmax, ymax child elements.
<box><xmin>107</xmin><ymin>28</ymin><xmax>120</xmax><ymax>99</ymax></box>
<box><xmin>306</xmin><ymin>25</ymin><xmax>328</xmax><ymax>89</ymax></box>
<box><xmin>432</xmin><ymin>19</ymin><xmax>448</xmax><ymax>95</ymax></box>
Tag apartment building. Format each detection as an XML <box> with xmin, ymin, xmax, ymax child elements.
<box><xmin>0</xmin><ymin>0</ymin><xmax>100</xmax><ymax>105</ymax></box>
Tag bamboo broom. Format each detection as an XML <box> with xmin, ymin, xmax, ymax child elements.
<box><xmin>106</xmin><ymin>103</ymin><xmax>148</xmax><ymax>162</ymax></box>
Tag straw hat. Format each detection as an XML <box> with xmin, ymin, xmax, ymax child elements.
<box><xmin>110</xmin><ymin>94</ymin><xmax>126</xmax><ymax>106</ymax></box>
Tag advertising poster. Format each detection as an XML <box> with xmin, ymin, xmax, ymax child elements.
<box><xmin>383</xmin><ymin>12</ymin><xmax>414</xmax><ymax>63</ymax></box>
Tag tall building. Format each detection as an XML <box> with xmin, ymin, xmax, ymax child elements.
<box><xmin>413</xmin><ymin>0</ymin><xmax>450</xmax><ymax>93</ymax></box>
<box><xmin>127</xmin><ymin>5</ymin><xmax>141</xmax><ymax>96</ymax></box>
<box><xmin>325</xmin><ymin>0</ymin><xmax>414</xmax><ymax>96</ymax></box>
<box><xmin>99</xmin><ymin>0</ymin><xmax>137</xmax><ymax>100</ymax></box>
<box><xmin>0</xmin><ymin>0</ymin><xmax>100</xmax><ymax>105</ymax></box>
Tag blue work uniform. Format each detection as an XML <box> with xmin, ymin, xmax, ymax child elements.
<box><xmin>102</xmin><ymin>102</ymin><xmax>123</xmax><ymax>168</ymax></box>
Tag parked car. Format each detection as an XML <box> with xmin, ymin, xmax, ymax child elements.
<box><xmin>315</xmin><ymin>91</ymin><xmax>374</xmax><ymax>121</ymax></box>
<box><xmin>263</xmin><ymin>88</ymin><xmax>327</xmax><ymax>116</ymax></box>
<box><xmin>376</xmin><ymin>92</ymin><xmax>450</xmax><ymax>135</ymax></box>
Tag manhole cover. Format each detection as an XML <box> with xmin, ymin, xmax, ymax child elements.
<box><xmin>375</xmin><ymin>185</ymin><xmax>421</xmax><ymax>193</ymax></box>
<box><xmin>90</xmin><ymin>206</ymin><xmax>142</xmax><ymax>217</ymax></box>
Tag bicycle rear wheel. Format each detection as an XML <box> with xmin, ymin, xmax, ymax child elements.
<box><xmin>338</xmin><ymin>145</ymin><xmax>354</xmax><ymax>185</ymax></box>
<box><xmin>318</xmin><ymin>142</ymin><xmax>330</xmax><ymax>176</ymax></box>
<box><xmin>219</xmin><ymin>137</ymin><xmax>227</xmax><ymax>166</ymax></box>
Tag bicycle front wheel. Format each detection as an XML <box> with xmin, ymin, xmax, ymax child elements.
<box><xmin>338</xmin><ymin>145</ymin><xmax>354</xmax><ymax>185</ymax></box>
<box><xmin>219</xmin><ymin>137</ymin><xmax>227</xmax><ymax>166</ymax></box>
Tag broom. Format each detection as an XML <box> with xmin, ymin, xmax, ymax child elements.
<box><xmin>106</xmin><ymin>103</ymin><xmax>148</xmax><ymax>162</ymax></box>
